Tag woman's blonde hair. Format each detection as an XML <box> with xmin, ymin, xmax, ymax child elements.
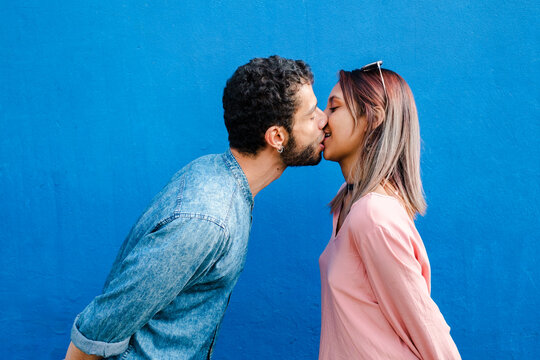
<box><xmin>329</xmin><ymin>68</ymin><xmax>426</xmax><ymax>218</ymax></box>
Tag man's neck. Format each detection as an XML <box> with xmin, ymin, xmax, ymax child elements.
<box><xmin>230</xmin><ymin>147</ymin><xmax>286</xmax><ymax>197</ymax></box>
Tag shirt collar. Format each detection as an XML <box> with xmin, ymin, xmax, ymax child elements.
<box><xmin>223</xmin><ymin>149</ymin><xmax>254</xmax><ymax>208</ymax></box>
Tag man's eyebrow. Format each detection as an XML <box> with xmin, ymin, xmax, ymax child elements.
<box><xmin>305</xmin><ymin>102</ymin><xmax>317</xmax><ymax>116</ymax></box>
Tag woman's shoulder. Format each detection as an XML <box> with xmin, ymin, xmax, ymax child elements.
<box><xmin>349</xmin><ymin>192</ymin><xmax>409</xmax><ymax>233</ymax></box>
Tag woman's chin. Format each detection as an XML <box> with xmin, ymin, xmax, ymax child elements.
<box><xmin>323</xmin><ymin>151</ymin><xmax>335</xmax><ymax>162</ymax></box>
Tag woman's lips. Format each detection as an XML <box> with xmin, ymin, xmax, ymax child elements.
<box><xmin>322</xmin><ymin>133</ymin><xmax>331</xmax><ymax>151</ymax></box>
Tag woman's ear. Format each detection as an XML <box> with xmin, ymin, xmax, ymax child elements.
<box><xmin>372</xmin><ymin>105</ymin><xmax>385</xmax><ymax>129</ymax></box>
<box><xmin>264</xmin><ymin>125</ymin><xmax>289</xmax><ymax>152</ymax></box>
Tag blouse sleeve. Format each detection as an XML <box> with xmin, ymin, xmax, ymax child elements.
<box><xmin>354</xmin><ymin>225</ymin><xmax>461</xmax><ymax>360</ymax></box>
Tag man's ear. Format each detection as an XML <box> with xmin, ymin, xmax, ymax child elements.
<box><xmin>372</xmin><ymin>106</ymin><xmax>385</xmax><ymax>129</ymax></box>
<box><xmin>264</xmin><ymin>125</ymin><xmax>289</xmax><ymax>151</ymax></box>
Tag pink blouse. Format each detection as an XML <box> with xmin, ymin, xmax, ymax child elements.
<box><xmin>319</xmin><ymin>192</ymin><xmax>460</xmax><ymax>360</ymax></box>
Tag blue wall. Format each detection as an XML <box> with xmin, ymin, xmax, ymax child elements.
<box><xmin>1</xmin><ymin>1</ymin><xmax>539</xmax><ymax>359</ymax></box>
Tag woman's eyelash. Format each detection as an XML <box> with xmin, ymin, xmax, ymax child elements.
<box><xmin>329</xmin><ymin>106</ymin><xmax>338</xmax><ymax>112</ymax></box>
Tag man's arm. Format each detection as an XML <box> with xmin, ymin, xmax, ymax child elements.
<box><xmin>67</xmin><ymin>217</ymin><xmax>228</xmax><ymax>357</ymax></box>
<box><xmin>65</xmin><ymin>341</ymin><xmax>101</xmax><ymax>360</ymax></box>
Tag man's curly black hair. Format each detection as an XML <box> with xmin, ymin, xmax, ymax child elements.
<box><xmin>223</xmin><ymin>55</ymin><xmax>314</xmax><ymax>155</ymax></box>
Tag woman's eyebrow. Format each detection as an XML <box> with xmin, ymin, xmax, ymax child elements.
<box><xmin>329</xmin><ymin>96</ymin><xmax>342</xmax><ymax>105</ymax></box>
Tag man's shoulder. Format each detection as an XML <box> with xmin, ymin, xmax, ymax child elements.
<box><xmin>174</xmin><ymin>152</ymin><xmax>248</xmax><ymax>221</ymax></box>
<box><xmin>183</xmin><ymin>152</ymin><xmax>228</xmax><ymax>178</ymax></box>
<box><xmin>166</xmin><ymin>153</ymin><xmax>229</xmax><ymax>188</ymax></box>
<box><xmin>180</xmin><ymin>152</ymin><xmax>236</xmax><ymax>192</ymax></box>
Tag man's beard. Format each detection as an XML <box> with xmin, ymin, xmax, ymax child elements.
<box><xmin>280</xmin><ymin>134</ymin><xmax>322</xmax><ymax>167</ymax></box>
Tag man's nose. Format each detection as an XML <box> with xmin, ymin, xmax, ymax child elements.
<box><xmin>317</xmin><ymin>108</ymin><xmax>328</xmax><ymax>129</ymax></box>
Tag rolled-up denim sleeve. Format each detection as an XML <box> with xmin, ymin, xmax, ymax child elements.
<box><xmin>71</xmin><ymin>216</ymin><xmax>228</xmax><ymax>357</ymax></box>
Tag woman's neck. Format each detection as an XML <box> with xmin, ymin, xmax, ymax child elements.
<box><xmin>339</xmin><ymin>156</ymin><xmax>359</xmax><ymax>184</ymax></box>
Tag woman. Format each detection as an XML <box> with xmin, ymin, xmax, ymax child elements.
<box><xmin>319</xmin><ymin>62</ymin><xmax>461</xmax><ymax>359</ymax></box>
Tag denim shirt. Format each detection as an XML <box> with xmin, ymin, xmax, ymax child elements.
<box><xmin>71</xmin><ymin>150</ymin><xmax>254</xmax><ymax>359</ymax></box>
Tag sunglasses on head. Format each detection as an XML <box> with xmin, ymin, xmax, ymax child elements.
<box><xmin>360</xmin><ymin>60</ymin><xmax>387</xmax><ymax>100</ymax></box>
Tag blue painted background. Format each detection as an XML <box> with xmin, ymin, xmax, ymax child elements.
<box><xmin>1</xmin><ymin>1</ymin><xmax>539</xmax><ymax>359</ymax></box>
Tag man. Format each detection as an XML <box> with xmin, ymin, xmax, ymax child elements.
<box><xmin>65</xmin><ymin>55</ymin><xmax>327</xmax><ymax>360</ymax></box>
